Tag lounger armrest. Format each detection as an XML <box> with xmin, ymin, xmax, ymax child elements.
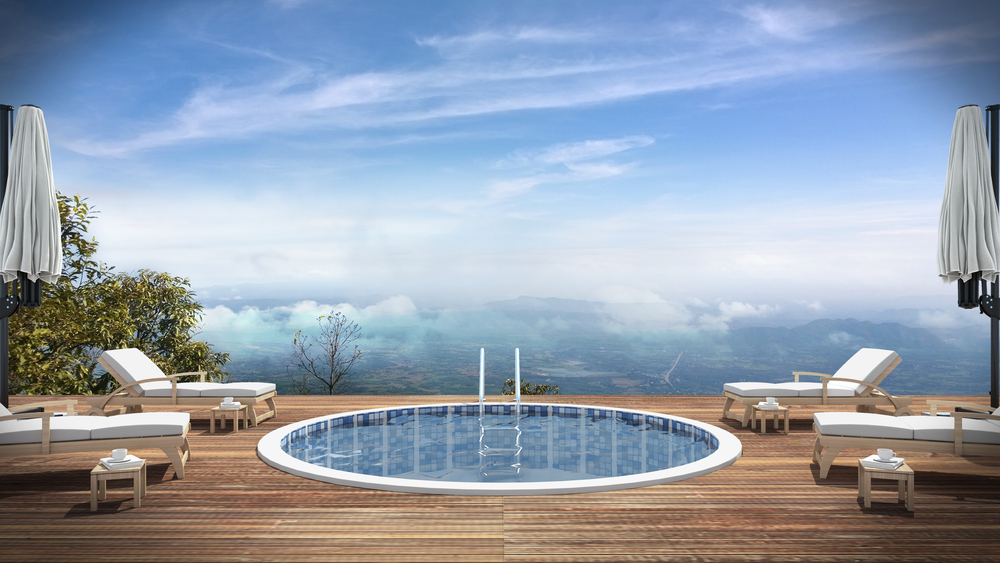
<box><xmin>0</xmin><ymin>410</ymin><xmax>56</xmax><ymax>422</ymax></box>
<box><xmin>0</xmin><ymin>411</ymin><xmax>54</xmax><ymax>453</ymax></box>
<box><xmin>950</xmin><ymin>411</ymin><xmax>1000</xmax><ymax>422</ymax></box>
<box><xmin>10</xmin><ymin>399</ymin><xmax>78</xmax><ymax>415</ymax></box>
<box><xmin>169</xmin><ymin>370</ymin><xmax>208</xmax><ymax>383</ymax></box>
<box><xmin>946</xmin><ymin>411</ymin><xmax>1000</xmax><ymax>455</ymax></box>
<box><xmin>926</xmin><ymin>400</ymin><xmax>994</xmax><ymax>415</ymax></box>
<box><xmin>792</xmin><ymin>372</ymin><xmax>831</xmax><ymax>383</ymax></box>
<box><xmin>97</xmin><ymin>375</ymin><xmax>181</xmax><ymax>409</ymax></box>
<box><xmin>815</xmin><ymin>377</ymin><xmax>911</xmax><ymax>411</ymax></box>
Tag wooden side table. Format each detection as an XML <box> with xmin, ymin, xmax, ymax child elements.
<box><xmin>749</xmin><ymin>405</ymin><xmax>789</xmax><ymax>434</ymax></box>
<box><xmin>211</xmin><ymin>404</ymin><xmax>249</xmax><ymax>433</ymax></box>
<box><xmin>858</xmin><ymin>460</ymin><xmax>914</xmax><ymax>511</ymax></box>
<box><xmin>91</xmin><ymin>461</ymin><xmax>146</xmax><ymax>512</ymax></box>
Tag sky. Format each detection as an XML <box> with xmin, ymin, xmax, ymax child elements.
<box><xmin>2</xmin><ymin>0</ymin><xmax>1000</xmax><ymax>335</ymax></box>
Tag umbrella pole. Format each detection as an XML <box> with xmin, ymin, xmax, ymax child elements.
<box><xmin>989</xmin><ymin>104</ymin><xmax>1000</xmax><ymax>409</ymax></box>
<box><xmin>0</xmin><ymin>104</ymin><xmax>11</xmax><ymax>408</ymax></box>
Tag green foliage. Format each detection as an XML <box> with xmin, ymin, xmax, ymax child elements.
<box><xmin>8</xmin><ymin>193</ymin><xmax>229</xmax><ymax>395</ymax></box>
<box><xmin>501</xmin><ymin>378</ymin><xmax>559</xmax><ymax>396</ymax></box>
<box><xmin>289</xmin><ymin>311</ymin><xmax>362</xmax><ymax>395</ymax></box>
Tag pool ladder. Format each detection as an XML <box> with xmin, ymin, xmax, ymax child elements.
<box><xmin>478</xmin><ymin>408</ymin><xmax>522</xmax><ymax>479</ymax></box>
<box><xmin>477</xmin><ymin>348</ymin><xmax>523</xmax><ymax>480</ymax></box>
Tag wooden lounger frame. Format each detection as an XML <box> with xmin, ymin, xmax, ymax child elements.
<box><xmin>0</xmin><ymin>400</ymin><xmax>191</xmax><ymax>479</ymax></box>
<box><xmin>722</xmin><ymin>356</ymin><xmax>912</xmax><ymax>425</ymax></box>
<box><xmin>85</xmin><ymin>356</ymin><xmax>277</xmax><ymax>426</ymax></box>
<box><xmin>812</xmin><ymin>400</ymin><xmax>1000</xmax><ymax>479</ymax></box>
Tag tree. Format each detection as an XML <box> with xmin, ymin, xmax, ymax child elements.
<box><xmin>289</xmin><ymin>311</ymin><xmax>362</xmax><ymax>395</ymax></box>
<box><xmin>8</xmin><ymin>193</ymin><xmax>229</xmax><ymax>395</ymax></box>
<box><xmin>501</xmin><ymin>379</ymin><xmax>559</xmax><ymax>396</ymax></box>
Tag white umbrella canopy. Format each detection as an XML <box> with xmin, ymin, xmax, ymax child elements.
<box><xmin>938</xmin><ymin>105</ymin><xmax>1000</xmax><ymax>285</ymax></box>
<box><xmin>0</xmin><ymin>105</ymin><xmax>62</xmax><ymax>285</ymax></box>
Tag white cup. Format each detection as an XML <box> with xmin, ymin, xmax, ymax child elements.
<box><xmin>766</xmin><ymin>397</ymin><xmax>776</xmax><ymax>405</ymax></box>
<box><xmin>111</xmin><ymin>448</ymin><xmax>127</xmax><ymax>461</ymax></box>
<box><xmin>877</xmin><ymin>448</ymin><xmax>894</xmax><ymax>461</ymax></box>
<box><xmin>223</xmin><ymin>396</ymin><xmax>234</xmax><ymax>405</ymax></box>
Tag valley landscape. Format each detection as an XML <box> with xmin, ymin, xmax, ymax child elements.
<box><xmin>204</xmin><ymin>296</ymin><xmax>991</xmax><ymax>398</ymax></box>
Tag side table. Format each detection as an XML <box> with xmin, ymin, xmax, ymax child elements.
<box><xmin>749</xmin><ymin>405</ymin><xmax>789</xmax><ymax>434</ymax></box>
<box><xmin>211</xmin><ymin>404</ymin><xmax>249</xmax><ymax>433</ymax></box>
<box><xmin>858</xmin><ymin>460</ymin><xmax>914</xmax><ymax>511</ymax></box>
<box><xmin>91</xmin><ymin>460</ymin><xmax>146</xmax><ymax>511</ymax></box>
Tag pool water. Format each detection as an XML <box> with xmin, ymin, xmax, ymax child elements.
<box><xmin>275</xmin><ymin>403</ymin><xmax>727</xmax><ymax>487</ymax></box>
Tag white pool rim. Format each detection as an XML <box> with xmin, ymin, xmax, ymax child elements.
<box><xmin>257</xmin><ymin>402</ymin><xmax>743</xmax><ymax>496</ymax></box>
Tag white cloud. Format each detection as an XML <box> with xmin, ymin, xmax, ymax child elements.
<box><xmin>696</xmin><ymin>301</ymin><xmax>780</xmax><ymax>331</ymax></box>
<box><xmin>797</xmin><ymin>300</ymin><xmax>824</xmax><ymax>312</ymax></box>
<box><xmin>590</xmin><ymin>286</ymin><xmax>665</xmax><ymax>304</ymax></box>
<box><xmin>827</xmin><ymin>331</ymin><xmax>856</xmax><ymax>345</ymax></box>
<box><xmin>503</xmin><ymin>136</ymin><xmax>655</xmax><ymax>167</ymax></box>
<box><xmin>484</xmin><ymin>136</ymin><xmax>650</xmax><ymax>200</ymax></box>
<box><xmin>364</xmin><ymin>295</ymin><xmax>418</xmax><ymax>315</ymax></box>
<box><xmin>416</xmin><ymin>27</ymin><xmax>593</xmax><ymax>55</ymax></box>
<box><xmin>739</xmin><ymin>4</ymin><xmax>845</xmax><ymax>41</ymax></box>
<box><xmin>718</xmin><ymin>301</ymin><xmax>780</xmax><ymax>319</ymax></box>
<box><xmin>59</xmin><ymin>7</ymin><xmax>994</xmax><ymax>156</ymax></box>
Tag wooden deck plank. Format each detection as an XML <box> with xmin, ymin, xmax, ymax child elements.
<box><xmin>2</xmin><ymin>394</ymin><xmax>999</xmax><ymax>562</ymax></box>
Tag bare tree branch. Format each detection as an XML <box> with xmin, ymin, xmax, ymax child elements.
<box><xmin>289</xmin><ymin>311</ymin><xmax>363</xmax><ymax>395</ymax></box>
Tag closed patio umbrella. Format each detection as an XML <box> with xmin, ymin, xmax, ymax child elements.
<box><xmin>0</xmin><ymin>105</ymin><xmax>62</xmax><ymax>287</ymax></box>
<box><xmin>937</xmin><ymin>105</ymin><xmax>999</xmax><ymax>288</ymax></box>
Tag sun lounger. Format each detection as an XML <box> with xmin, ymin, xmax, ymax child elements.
<box><xmin>812</xmin><ymin>402</ymin><xmax>1000</xmax><ymax>478</ymax></box>
<box><xmin>722</xmin><ymin>348</ymin><xmax>912</xmax><ymax>426</ymax></box>
<box><xmin>85</xmin><ymin>348</ymin><xmax>277</xmax><ymax>426</ymax></box>
<box><xmin>0</xmin><ymin>400</ymin><xmax>191</xmax><ymax>478</ymax></box>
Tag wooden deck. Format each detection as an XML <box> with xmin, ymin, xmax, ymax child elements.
<box><xmin>2</xmin><ymin>394</ymin><xmax>999</xmax><ymax>562</ymax></box>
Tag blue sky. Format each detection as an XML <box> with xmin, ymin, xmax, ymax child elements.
<box><xmin>2</xmin><ymin>1</ymin><xmax>1000</xmax><ymax>333</ymax></box>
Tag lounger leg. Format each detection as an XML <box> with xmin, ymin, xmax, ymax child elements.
<box><xmin>741</xmin><ymin>405</ymin><xmax>752</xmax><ymax>427</ymax></box>
<box><xmin>817</xmin><ymin>445</ymin><xmax>843</xmax><ymax>479</ymax></box>
<box><xmin>251</xmin><ymin>396</ymin><xmax>278</xmax><ymax>426</ymax></box>
<box><xmin>722</xmin><ymin>397</ymin><xmax>735</xmax><ymax>420</ymax></box>
<box><xmin>162</xmin><ymin>438</ymin><xmax>190</xmax><ymax>480</ymax></box>
<box><xmin>812</xmin><ymin>437</ymin><xmax>822</xmax><ymax>464</ymax></box>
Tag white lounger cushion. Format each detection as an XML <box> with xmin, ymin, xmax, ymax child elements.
<box><xmin>814</xmin><ymin>412</ymin><xmax>1000</xmax><ymax>444</ymax></box>
<box><xmin>828</xmin><ymin>348</ymin><xmax>899</xmax><ymax>394</ymax></box>
<box><xmin>101</xmin><ymin>348</ymin><xmax>276</xmax><ymax>397</ymax></box>
<box><xmin>142</xmin><ymin>382</ymin><xmax>215</xmax><ymax>397</ymax></box>
<box><xmin>198</xmin><ymin>382</ymin><xmax>276</xmax><ymax>397</ymax></box>
<box><xmin>90</xmin><ymin>412</ymin><xmax>190</xmax><ymax>439</ymax></box>
<box><xmin>0</xmin><ymin>416</ymin><xmax>102</xmax><ymax>444</ymax></box>
<box><xmin>725</xmin><ymin>348</ymin><xmax>899</xmax><ymax>398</ymax></box>
<box><xmin>813</xmin><ymin>412</ymin><xmax>913</xmax><ymax>439</ymax></box>
<box><xmin>0</xmin><ymin>412</ymin><xmax>189</xmax><ymax>444</ymax></box>
<box><xmin>101</xmin><ymin>348</ymin><xmax>168</xmax><ymax>395</ymax></box>
<box><xmin>137</xmin><ymin>381</ymin><xmax>276</xmax><ymax>398</ymax></box>
<box><xmin>723</xmin><ymin>381</ymin><xmax>857</xmax><ymax>397</ymax></box>
<box><xmin>903</xmin><ymin>416</ymin><xmax>1000</xmax><ymax>444</ymax></box>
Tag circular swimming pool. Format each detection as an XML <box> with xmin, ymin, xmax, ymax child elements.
<box><xmin>257</xmin><ymin>402</ymin><xmax>742</xmax><ymax>495</ymax></box>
